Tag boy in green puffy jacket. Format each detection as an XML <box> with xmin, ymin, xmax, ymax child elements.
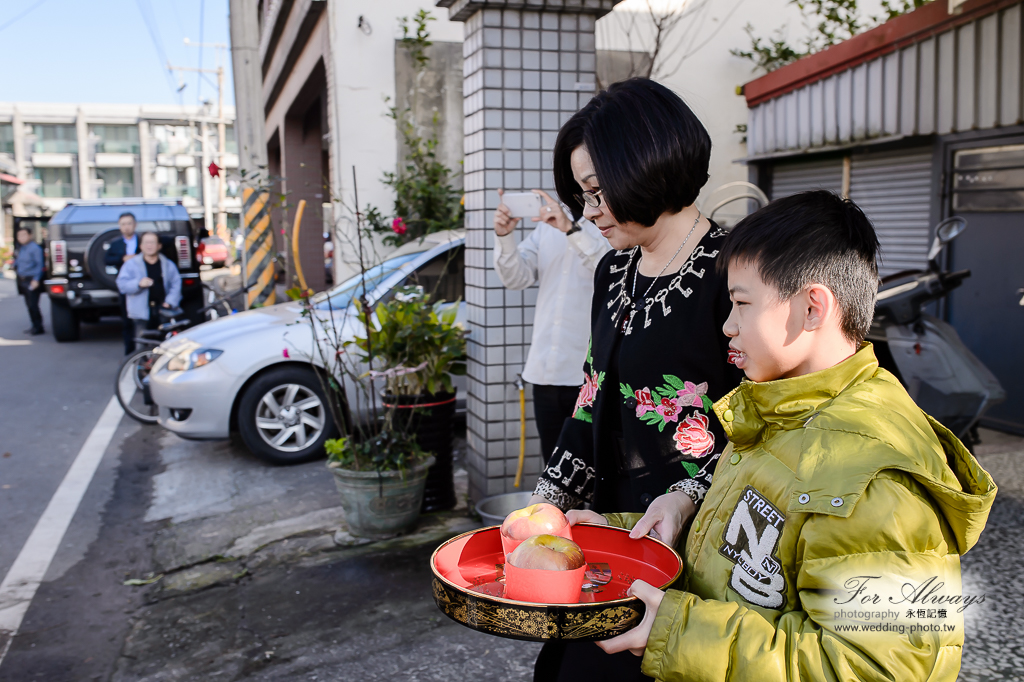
<box><xmin>570</xmin><ymin>190</ymin><xmax>997</xmax><ymax>681</ymax></box>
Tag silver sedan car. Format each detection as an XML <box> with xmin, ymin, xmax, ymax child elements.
<box><xmin>148</xmin><ymin>231</ymin><xmax>465</xmax><ymax>464</ymax></box>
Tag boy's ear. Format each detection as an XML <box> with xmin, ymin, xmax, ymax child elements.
<box><xmin>803</xmin><ymin>284</ymin><xmax>835</xmax><ymax>333</ymax></box>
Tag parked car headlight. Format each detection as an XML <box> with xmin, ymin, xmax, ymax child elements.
<box><xmin>167</xmin><ymin>348</ymin><xmax>223</xmax><ymax>372</ymax></box>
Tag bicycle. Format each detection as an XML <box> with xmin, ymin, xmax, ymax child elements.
<box><xmin>115</xmin><ymin>285</ymin><xmax>246</xmax><ymax>424</ymax></box>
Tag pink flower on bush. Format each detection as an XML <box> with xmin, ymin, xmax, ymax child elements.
<box><xmin>676</xmin><ymin>380</ymin><xmax>708</xmax><ymax>408</ymax></box>
<box><xmin>656</xmin><ymin>397</ymin><xmax>681</xmax><ymax>423</ymax></box>
<box><xmin>392</xmin><ymin>217</ymin><xmax>407</xmax><ymax>235</ymax></box>
<box><xmin>634</xmin><ymin>387</ymin><xmax>657</xmax><ymax>417</ymax></box>
<box><xmin>673</xmin><ymin>412</ymin><xmax>715</xmax><ymax>457</ymax></box>
<box><xmin>573</xmin><ymin>372</ymin><xmax>600</xmax><ymax>417</ymax></box>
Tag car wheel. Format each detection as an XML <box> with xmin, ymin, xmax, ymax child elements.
<box><xmin>237</xmin><ymin>366</ymin><xmax>337</xmax><ymax>464</ymax></box>
<box><xmin>51</xmin><ymin>299</ymin><xmax>81</xmax><ymax>342</ymax></box>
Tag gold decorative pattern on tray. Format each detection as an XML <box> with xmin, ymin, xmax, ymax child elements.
<box><xmin>432</xmin><ymin>579</ymin><xmax>643</xmax><ymax>642</ymax></box>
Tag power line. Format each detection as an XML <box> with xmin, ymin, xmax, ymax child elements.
<box><xmin>133</xmin><ymin>0</ymin><xmax>179</xmax><ymax>98</ymax></box>
<box><xmin>0</xmin><ymin>0</ymin><xmax>51</xmax><ymax>34</ymax></box>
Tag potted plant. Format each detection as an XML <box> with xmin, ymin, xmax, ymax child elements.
<box><xmin>349</xmin><ymin>286</ymin><xmax>467</xmax><ymax>513</ymax></box>
<box><xmin>303</xmin><ymin>281</ymin><xmax>464</xmax><ymax>538</ymax></box>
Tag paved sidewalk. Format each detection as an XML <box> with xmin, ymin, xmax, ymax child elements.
<box><xmin>958</xmin><ymin>429</ymin><xmax>1024</xmax><ymax>682</ymax></box>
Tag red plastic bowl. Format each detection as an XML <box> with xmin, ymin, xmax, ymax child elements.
<box><xmin>430</xmin><ymin>523</ymin><xmax>682</xmax><ymax>642</ymax></box>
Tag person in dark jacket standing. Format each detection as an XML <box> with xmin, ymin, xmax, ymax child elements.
<box><xmin>105</xmin><ymin>212</ymin><xmax>139</xmax><ymax>354</ymax></box>
<box><xmin>14</xmin><ymin>226</ymin><xmax>45</xmax><ymax>335</ymax></box>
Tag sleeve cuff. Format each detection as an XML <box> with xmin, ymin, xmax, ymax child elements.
<box><xmin>533</xmin><ymin>477</ymin><xmax>584</xmax><ymax>511</ymax></box>
<box><xmin>666</xmin><ymin>479</ymin><xmax>708</xmax><ymax>507</ymax></box>
<box><xmin>495</xmin><ymin>232</ymin><xmax>519</xmax><ymax>254</ymax></box>
<box><xmin>603</xmin><ymin>512</ymin><xmax>644</xmax><ymax>531</ymax></box>
<box><xmin>641</xmin><ymin>590</ymin><xmax>693</xmax><ymax>682</ymax></box>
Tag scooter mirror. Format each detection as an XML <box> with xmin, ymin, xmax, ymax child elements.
<box><xmin>927</xmin><ymin>217</ymin><xmax>968</xmax><ymax>261</ymax></box>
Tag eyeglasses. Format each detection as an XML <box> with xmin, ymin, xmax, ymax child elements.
<box><xmin>576</xmin><ymin>189</ymin><xmax>605</xmax><ymax>209</ymax></box>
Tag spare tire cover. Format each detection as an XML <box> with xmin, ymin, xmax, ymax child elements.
<box><xmin>85</xmin><ymin>229</ymin><xmax>126</xmax><ymax>290</ymax></box>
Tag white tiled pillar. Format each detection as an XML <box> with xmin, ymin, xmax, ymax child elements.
<box><xmin>437</xmin><ymin>0</ymin><xmax>620</xmax><ymax>503</ymax></box>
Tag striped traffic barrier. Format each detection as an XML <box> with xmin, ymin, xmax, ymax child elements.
<box><xmin>241</xmin><ymin>187</ymin><xmax>276</xmax><ymax>308</ymax></box>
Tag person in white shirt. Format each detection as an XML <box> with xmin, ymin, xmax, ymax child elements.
<box><xmin>493</xmin><ymin>188</ymin><xmax>610</xmax><ymax>462</ymax></box>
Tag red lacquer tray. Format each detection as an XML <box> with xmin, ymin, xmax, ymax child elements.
<box><xmin>430</xmin><ymin>523</ymin><xmax>682</xmax><ymax>642</ymax></box>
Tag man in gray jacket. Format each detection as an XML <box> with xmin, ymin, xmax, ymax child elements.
<box><xmin>14</xmin><ymin>226</ymin><xmax>45</xmax><ymax>335</ymax></box>
<box><xmin>116</xmin><ymin>231</ymin><xmax>181</xmax><ymax>342</ymax></box>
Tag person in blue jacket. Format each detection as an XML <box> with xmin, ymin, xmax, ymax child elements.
<box><xmin>116</xmin><ymin>231</ymin><xmax>181</xmax><ymax>342</ymax></box>
<box><xmin>14</xmin><ymin>226</ymin><xmax>45</xmax><ymax>335</ymax></box>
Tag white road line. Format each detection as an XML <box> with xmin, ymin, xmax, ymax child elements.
<box><xmin>0</xmin><ymin>396</ymin><xmax>123</xmax><ymax>667</ymax></box>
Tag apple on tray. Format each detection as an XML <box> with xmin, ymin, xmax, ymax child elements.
<box><xmin>504</xmin><ymin>534</ymin><xmax>587</xmax><ymax>604</ymax></box>
<box><xmin>499</xmin><ymin>503</ymin><xmax>573</xmax><ymax>557</ymax></box>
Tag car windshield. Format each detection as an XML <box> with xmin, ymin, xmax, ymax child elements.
<box><xmin>310</xmin><ymin>252</ymin><xmax>422</xmax><ymax>311</ymax></box>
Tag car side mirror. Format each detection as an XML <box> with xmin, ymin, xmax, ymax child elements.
<box><xmin>927</xmin><ymin>217</ymin><xmax>968</xmax><ymax>263</ymax></box>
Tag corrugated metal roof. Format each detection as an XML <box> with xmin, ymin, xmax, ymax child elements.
<box><xmin>747</xmin><ymin>2</ymin><xmax>1022</xmax><ymax>157</ymax></box>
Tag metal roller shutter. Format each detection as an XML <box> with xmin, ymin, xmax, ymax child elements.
<box><xmin>849</xmin><ymin>149</ymin><xmax>935</xmax><ymax>276</ymax></box>
<box><xmin>770</xmin><ymin>158</ymin><xmax>844</xmax><ymax>199</ymax></box>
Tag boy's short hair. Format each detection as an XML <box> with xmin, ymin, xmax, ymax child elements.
<box><xmin>719</xmin><ymin>190</ymin><xmax>880</xmax><ymax>344</ymax></box>
<box><xmin>553</xmin><ymin>78</ymin><xmax>711</xmax><ymax>226</ymax></box>
<box><xmin>118</xmin><ymin>212</ymin><xmax>137</xmax><ymax>223</ymax></box>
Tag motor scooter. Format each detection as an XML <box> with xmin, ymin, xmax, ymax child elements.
<box><xmin>868</xmin><ymin>217</ymin><xmax>1006</xmax><ymax>446</ymax></box>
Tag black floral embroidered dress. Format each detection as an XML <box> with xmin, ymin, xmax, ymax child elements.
<box><xmin>534</xmin><ymin>224</ymin><xmax>744</xmax><ymax>513</ymax></box>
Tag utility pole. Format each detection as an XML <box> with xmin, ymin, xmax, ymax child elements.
<box><xmin>175</xmin><ymin>39</ymin><xmax>230</xmax><ymax>242</ymax></box>
<box><xmin>229</xmin><ymin>0</ymin><xmax>270</xmax><ymax>309</ymax></box>
<box><xmin>228</xmin><ymin>0</ymin><xmax>267</xmax><ymax>174</ymax></box>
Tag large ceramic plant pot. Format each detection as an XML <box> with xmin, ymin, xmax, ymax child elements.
<box><xmin>383</xmin><ymin>392</ymin><xmax>457</xmax><ymax>513</ymax></box>
<box><xmin>331</xmin><ymin>456</ymin><xmax>435</xmax><ymax>539</ymax></box>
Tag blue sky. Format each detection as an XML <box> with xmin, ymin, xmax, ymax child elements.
<box><xmin>0</xmin><ymin>0</ymin><xmax>235</xmax><ymax>106</ymax></box>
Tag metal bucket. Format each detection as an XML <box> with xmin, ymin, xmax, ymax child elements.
<box><xmin>474</xmin><ymin>491</ymin><xmax>533</xmax><ymax>527</ymax></box>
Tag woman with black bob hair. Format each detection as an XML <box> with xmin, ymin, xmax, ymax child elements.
<box><xmin>527</xmin><ymin>78</ymin><xmax>743</xmax><ymax>681</ymax></box>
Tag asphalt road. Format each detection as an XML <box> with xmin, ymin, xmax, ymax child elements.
<box><xmin>0</xmin><ymin>277</ymin><xmax>127</xmax><ymax>583</ymax></box>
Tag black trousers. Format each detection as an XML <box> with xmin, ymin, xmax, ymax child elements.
<box><xmin>534</xmin><ymin>641</ymin><xmax>653</xmax><ymax>682</ymax></box>
<box><xmin>532</xmin><ymin>384</ymin><xmax>581</xmax><ymax>463</ymax></box>
<box><xmin>19</xmin><ymin>278</ymin><xmax>43</xmax><ymax>332</ymax></box>
<box><xmin>119</xmin><ymin>295</ymin><xmax>135</xmax><ymax>355</ymax></box>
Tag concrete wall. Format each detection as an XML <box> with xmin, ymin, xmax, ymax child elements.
<box><xmin>324</xmin><ymin>2</ymin><xmax>465</xmax><ymax>280</ymax></box>
<box><xmin>394</xmin><ymin>40</ymin><xmax>466</xmax><ymax>189</ymax></box>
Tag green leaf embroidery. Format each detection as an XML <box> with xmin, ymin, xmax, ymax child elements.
<box><xmin>681</xmin><ymin>461</ymin><xmax>700</xmax><ymax>478</ymax></box>
<box><xmin>595</xmin><ymin>371</ymin><xmax>606</xmax><ymax>390</ymax></box>
<box><xmin>620</xmin><ymin>383</ymin><xmax>634</xmax><ymax>400</ymax></box>
<box><xmin>574</xmin><ymin>409</ymin><xmax>593</xmax><ymax>424</ymax></box>
<box><xmin>655</xmin><ymin>386</ymin><xmax>676</xmax><ymax>401</ymax></box>
<box><xmin>657</xmin><ymin>419</ymin><xmax>667</xmax><ymax>433</ymax></box>
<box><xmin>663</xmin><ymin>375</ymin><xmax>686</xmax><ymax>391</ymax></box>
<box><xmin>640</xmin><ymin>412</ymin><xmax>662</xmax><ymax>426</ymax></box>
<box><xmin>701</xmin><ymin>394</ymin><xmax>713</xmax><ymax>413</ymax></box>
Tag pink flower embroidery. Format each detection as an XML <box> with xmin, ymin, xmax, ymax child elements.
<box><xmin>392</xmin><ymin>217</ymin><xmax>407</xmax><ymax>235</ymax></box>
<box><xmin>573</xmin><ymin>372</ymin><xmax>600</xmax><ymax>417</ymax></box>
<box><xmin>673</xmin><ymin>412</ymin><xmax>715</xmax><ymax>457</ymax></box>
<box><xmin>656</xmin><ymin>397</ymin><xmax>681</xmax><ymax>423</ymax></box>
<box><xmin>676</xmin><ymin>381</ymin><xmax>708</xmax><ymax>408</ymax></box>
<box><xmin>634</xmin><ymin>387</ymin><xmax>657</xmax><ymax>418</ymax></box>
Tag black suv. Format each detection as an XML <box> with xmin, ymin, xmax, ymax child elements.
<box><xmin>43</xmin><ymin>199</ymin><xmax>204</xmax><ymax>342</ymax></box>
